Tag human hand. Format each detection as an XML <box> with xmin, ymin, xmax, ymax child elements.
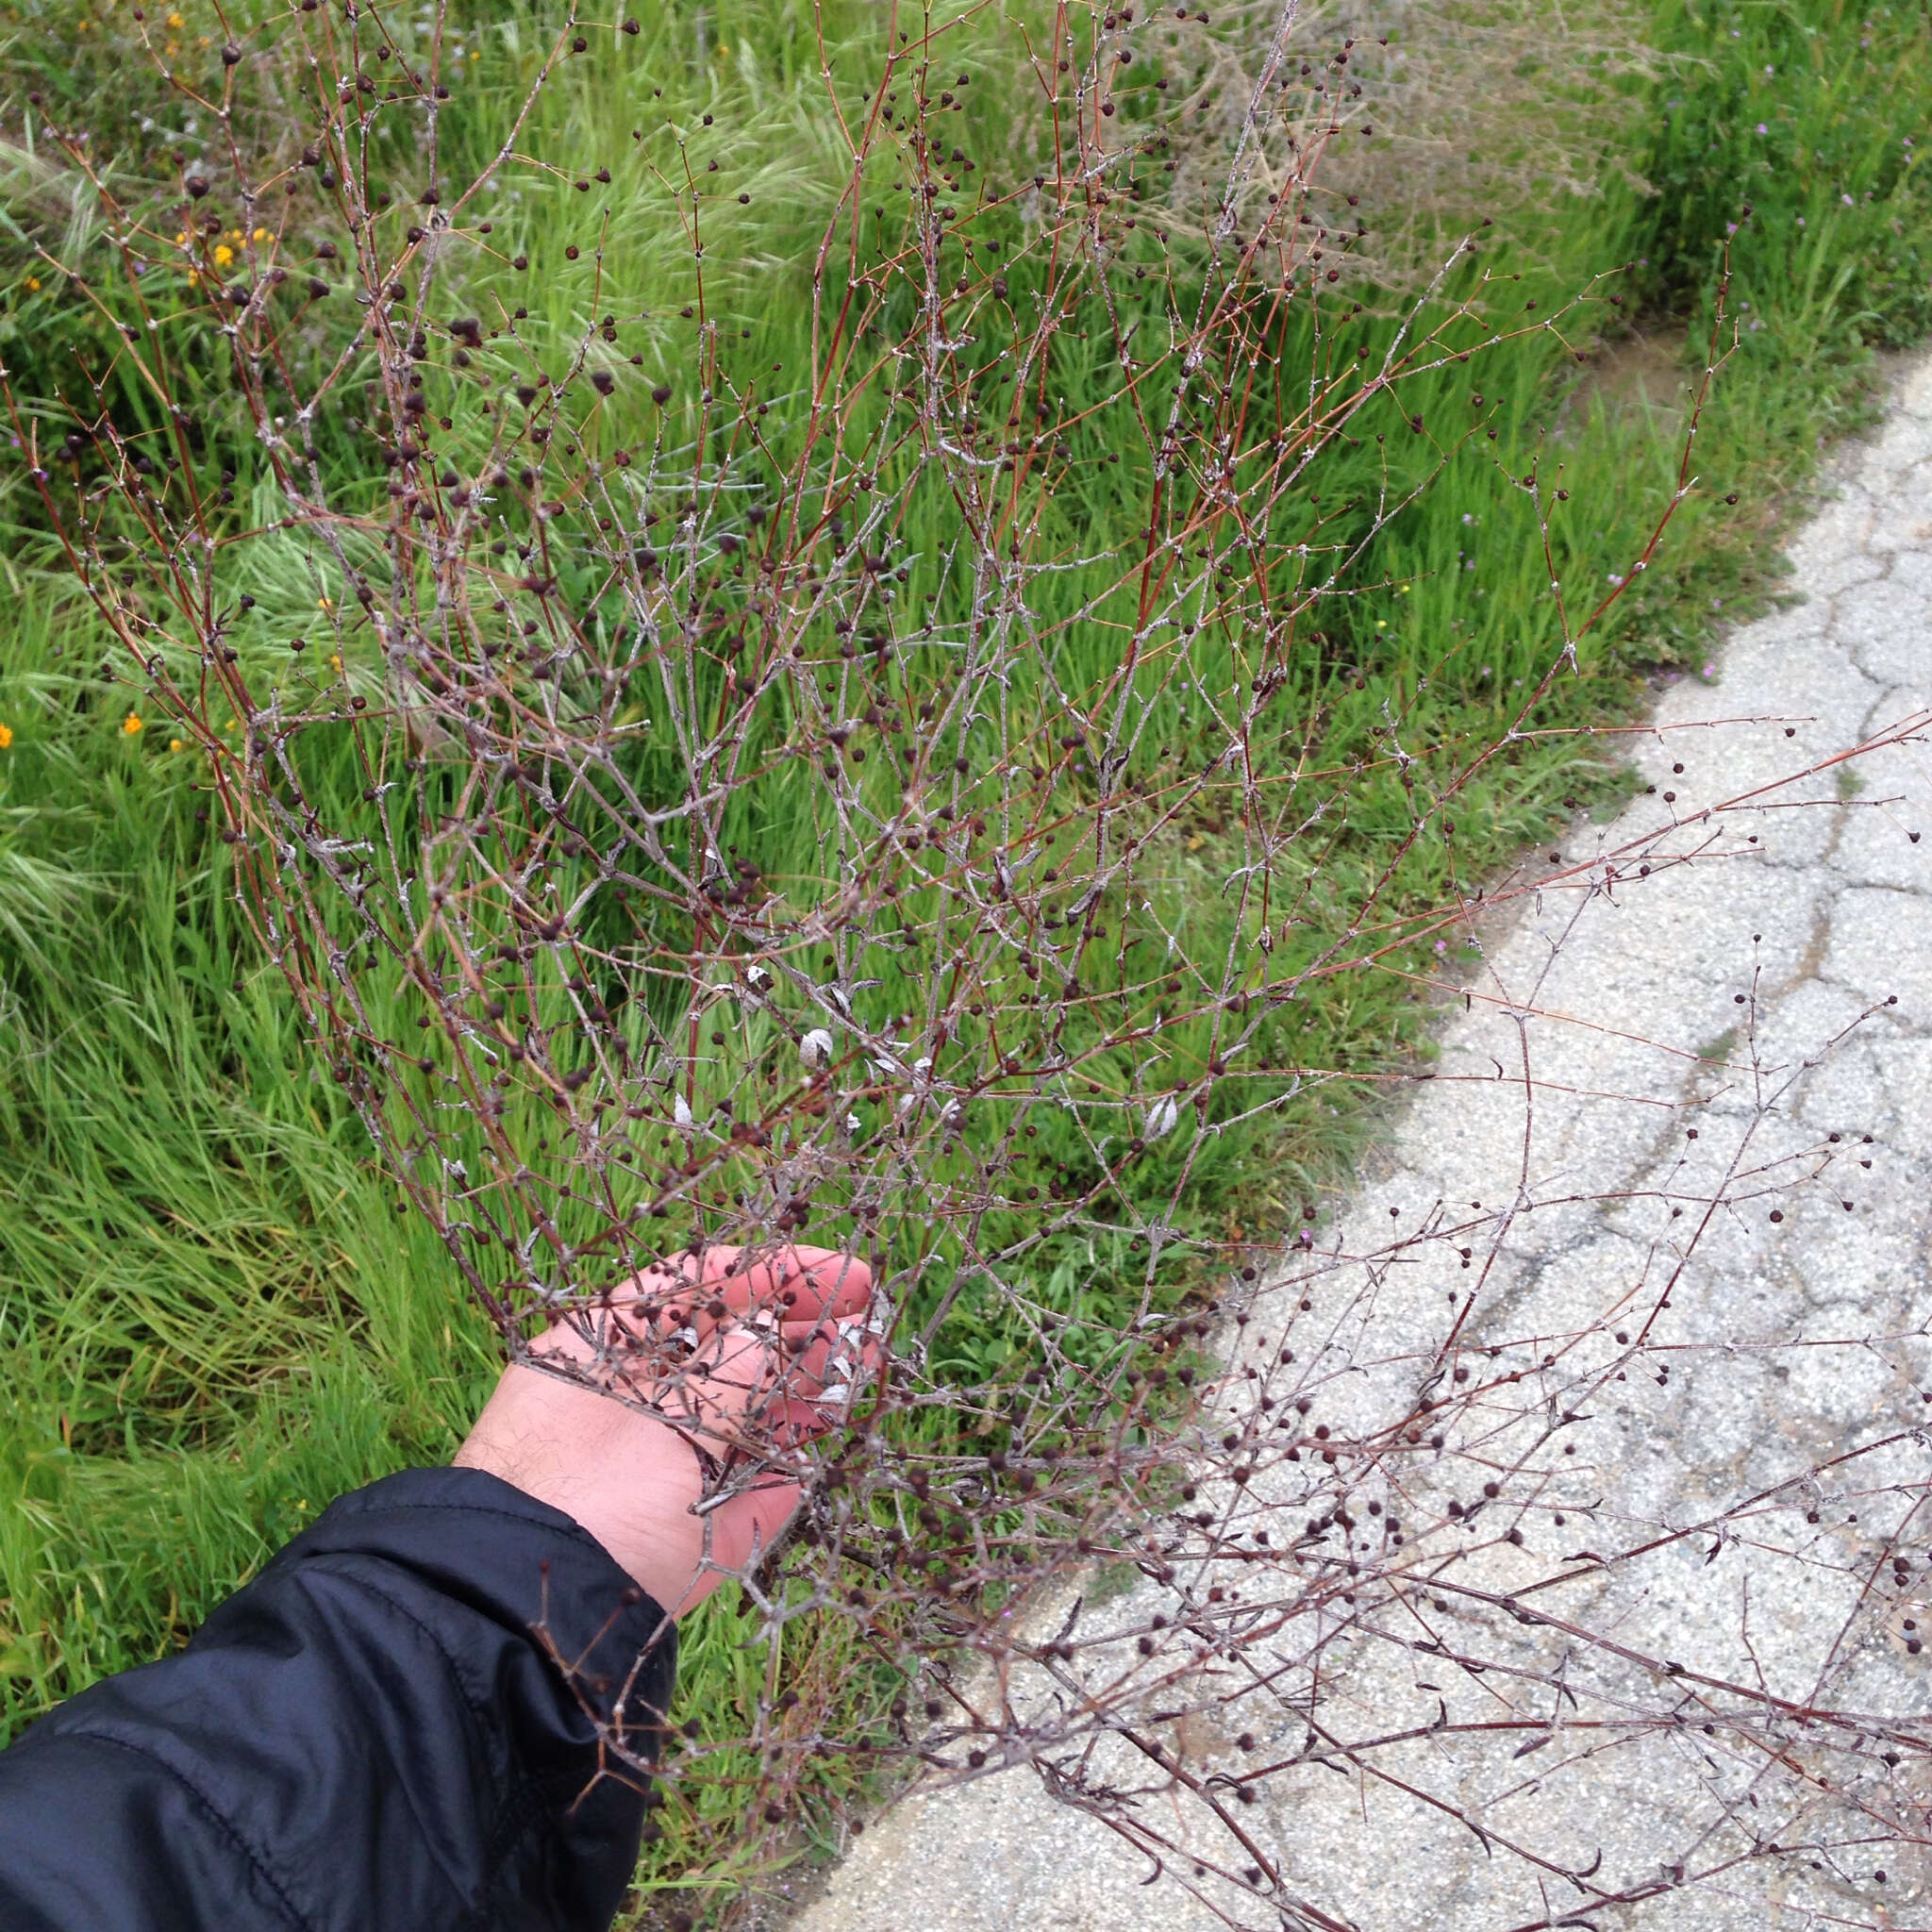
<box><xmin>455</xmin><ymin>1244</ymin><xmax>876</xmax><ymax>1617</ymax></box>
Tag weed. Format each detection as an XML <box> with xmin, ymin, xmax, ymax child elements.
<box><xmin>1</xmin><ymin>0</ymin><xmax>1929</xmax><ymax>1921</ymax></box>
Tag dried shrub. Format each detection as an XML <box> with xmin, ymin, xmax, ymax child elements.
<box><xmin>1095</xmin><ymin>0</ymin><xmax>1655</xmax><ymax>293</ymax></box>
<box><xmin>9</xmin><ymin>0</ymin><xmax>1927</xmax><ymax>1924</ymax></box>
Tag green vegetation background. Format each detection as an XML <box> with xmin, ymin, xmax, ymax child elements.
<box><xmin>1</xmin><ymin>0</ymin><xmax>1928</xmax><ymax>1903</ymax></box>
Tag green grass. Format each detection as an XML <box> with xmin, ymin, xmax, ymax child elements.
<box><xmin>3</xmin><ymin>0</ymin><xmax>1931</xmax><ymax>1914</ymax></box>
<box><xmin>0</xmin><ymin>598</ymin><xmax>491</xmax><ymax>1704</ymax></box>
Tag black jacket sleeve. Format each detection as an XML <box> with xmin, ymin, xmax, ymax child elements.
<box><xmin>0</xmin><ymin>1466</ymin><xmax>676</xmax><ymax>1932</ymax></box>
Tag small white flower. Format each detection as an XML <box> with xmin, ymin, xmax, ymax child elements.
<box><xmin>1144</xmin><ymin>1095</ymin><xmax>1180</xmax><ymax>1141</ymax></box>
<box><xmin>672</xmin><ymin>1094</ymin><xmax>694</xmax><ymax>1128</ymax></box>
<box><xmin>800</xmin><ymin>1027</ymin><xmax>835</xmax><ymax>1068</ymax></box>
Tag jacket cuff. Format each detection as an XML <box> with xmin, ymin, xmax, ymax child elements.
<box><xmin>269</xmin><ymin>1465</ymin><xmax>679</xmax><ymax>1751</ymax></box>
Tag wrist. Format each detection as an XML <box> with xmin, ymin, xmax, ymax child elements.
<box><xmin>456</xmin><ymin>1363</ymin><xmax>710</xmax><ymax>1616</ymax></box>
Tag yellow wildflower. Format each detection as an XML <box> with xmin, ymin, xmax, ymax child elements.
<box><xmin>122</xmin><ymin>713</ymin><xmax>144</xmax><ymax>736</ymax></box>
<box><xmin>0</xmin><ymin>723</ymin><xmax>13</xmax><ymax>749</ymax></box>
<box><xmin>169</xmin><ymin>737</ymin><xmax>185</xmax><ymax>752</ymax></box>
<box><xmin>24</xmin><ymin>276</ymin><xmax>39</xmax><ymax>292</ymax></box>
<box><xmin>329</xmin><ymin>652</ymin><xmax>343</xmax><ymax>674</ymax></box>
<box><xmin>213</xmin><ymin>243</ymin><xmax>233</xmax><ymax>267</ymax></box>
<box><xmin>251</xmin><ymin>226</ymin><xmax>271</xmax><ymax>243</ymax></box>
<box><xmin>165</xmin><ymin>9</ymin><xmax>183</xmax><ymax>25</ymax></box>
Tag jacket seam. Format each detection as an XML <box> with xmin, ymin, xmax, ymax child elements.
<box><xmin>298</xmin><ymin>1559</ymin><xmax>592</xmax><ymax>1920</ymax></box>
<box><xmin>295</xmin><ymin>1490</ymin><xmax>676</xmax><ymax>1664</ymax></box>
<box><xmin>305</xmin><ymin>1494</ymin><xmax>616</xmax><ymax>1567</ymax></box>
<box><xmin>287</xmin><ymin>1534</ymin><xmax>675</xmax><ymax>1731</ymax></box>
<box><xmin>41</xmin><ymin>1729</ymin><xmax>316</xmax><ymax>1932</ymax></box>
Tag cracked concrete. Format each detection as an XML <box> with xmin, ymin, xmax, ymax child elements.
<box><xmin>791</xmin><ymin>358</ymin><xmax>1932</xmax><ymax>1932</ymax></box>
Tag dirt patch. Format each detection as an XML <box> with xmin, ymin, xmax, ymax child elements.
<box><xmin>1562</xmin><ymin>325</ymin><xmax>1694</xmax><ymax>434</ymax></box>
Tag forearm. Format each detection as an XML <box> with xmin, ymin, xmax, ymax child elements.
<box><xmin>0</xmin><ymin>1467</ymin><xmax>675</xmax><ymax>1932</ymax></box>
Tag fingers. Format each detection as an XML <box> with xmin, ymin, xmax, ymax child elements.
<box><xmin>763</xmin><ymin>1318</ymin><xmax>884</xmax><ymax>1443</ymax></box>
<box><xmin>691</xmin><ymin>1243</ymin><xmax>873</xmax><ymax>1325</ymax></box>
<box><xmin>610</xmin><ymin>1243</ymin><xmax>873</xmax><ymax>1336</ymax></box>
<box><xmin>763</xmin><ymin>1245</ymin><xmax>874</xmax><ymax>1324</ymax></box>
<box><xmin>608</xmin><ymin>1312</ymin><xmax>882</xmax><ymax>1456</ymax></box>
<box><xmin>524</xmin><ymin>1245</ymin><xmax>880</xmax><ymax>1449</ymax></box>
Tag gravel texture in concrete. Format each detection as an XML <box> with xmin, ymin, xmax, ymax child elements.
<box><xmin>792</xmin><ymin>359</ymin><xmax>1932</xmax><ymax>1932</ymax></box>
